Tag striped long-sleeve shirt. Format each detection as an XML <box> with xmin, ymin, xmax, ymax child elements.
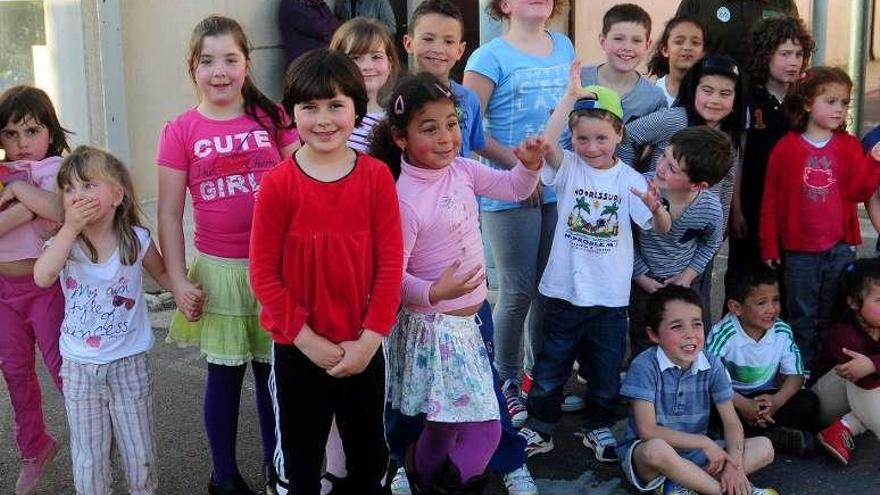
<box><xmin>619</xmin><ymin>106</ymin><xmax>738</xmax><ymax>227</ymax></box>
<box><xmin>633</xmin><ymin>187</ymin><xmax>723</xmax><ymax>280</ymax></box>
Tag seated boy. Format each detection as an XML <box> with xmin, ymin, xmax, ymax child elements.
<box><xmin>706</xmin><ymin>263</ymin><xmax>820</xmax><ymax>457</ymax></box>
<box><xmin>629</xmin><ymin>126</ymin><xmax>732</xmax><ymax>356</ymax></box>
<box><xmin>619</xmin><ymin>285</ymin><xmax>777</xmax><ymax>495</ymax></box>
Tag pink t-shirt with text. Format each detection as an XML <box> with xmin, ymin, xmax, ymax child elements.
<box><xmin>156</xmin><ymin>107</ymin><xmax>299</xmax><ymax>258</ymax></box>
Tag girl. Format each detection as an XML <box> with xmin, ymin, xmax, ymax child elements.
<box><xmin>156</xmin><ymin>15</ymin><xmax>299</xmax><ymax>495</ymax></box>
<box><xmin>0</xmin><ymin>85</ymin><xmax>68</xmax><ymax>495</ymax></box>
<box><xmin>249</xmin><ymin>48</ymin><xmax>402</xmax><ymax>495</ymax></box>
<box><xmin>760</xmin><ymin>67</ymin><xmax>880</xmax><ymax>371</ymax></box>
<box><xmin>518</xmin><ymin>63</ymin><xmax>670</xmax><ymax>463</ymax></box>
<box><xmin>813</xmin><ymin>258</ymin><xmax>880</xmax><ymax>465</ymax></box>
<box><xmin>33</xmin><ymin>146</ymin><xmax>171</xmax><ymax>495</ymax></box>
<box><xmin>329</xmin><ymin>18</ymin><xmax>400</xmax><ymax>152</ymax></box>
<box><xmin>463</xmin><ymin>0</ymin><xmax>574</xmax><ymax>428</ymax></box>
<box><xmin>371</xmin><ymin>72</ymin><xmax>542</xmax><ymax>493</ymax></box>
<box><xmin>646</xmin><ymin>15</ymin><xmax>706</xmax><ymax>107</ymax></box>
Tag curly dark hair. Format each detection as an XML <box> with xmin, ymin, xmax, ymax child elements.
<box><xmin>785</xmin><ymin>66</ymin><xmax>852</xmax><ymax>133</ymax></box>
<box><xmin>647</xmin><ymin>15</ymin><xmax>706</xmax><ymax>78</ymax></box>
<box><xmin>485</xmin><ymin>0</ymin><xmax>568</xmax><ymax>21</ymax></box>
<box><xmin>745</xmin><ymin>15</ymin><xmax>814</xmax><ymax>87</ymax></box>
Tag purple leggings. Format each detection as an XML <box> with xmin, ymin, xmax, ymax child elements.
<box><xmin>414</xmin><ymin>420</ymin><xmax>501</xmax><ymax>488</ymax></box>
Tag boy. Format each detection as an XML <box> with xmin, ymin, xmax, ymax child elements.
<box><xmin>403</xmin><ymin>0</ymin><xmax>484</xmax><ymax>157</ymax></box>
<box><xmin>620</xmin><ymin>286</ymin><xmax>777</xmax><ymax>495</ymax></box>
<box><xmin>394</xmin><ymin>4</ymin><xmax>536</xmax><ymax>494</ymax></box>
<box><xmin>580</xmin><ymin>3</ymin><xmax>666</xmax><ymax>124</ymax></box>
<box><xmin>629</xmin><ymin>126</ymin><xmax>732</xmax><ymax>356</ymax></box>
<box><xmin>706</xmin><ymin>264</ymin><xmax>820</xmax><ymax>457</ymax></box>
<box><xmin>729</xmin><ymin>15</ymin><xmax>814</xmax><ymax>271</ymax></box>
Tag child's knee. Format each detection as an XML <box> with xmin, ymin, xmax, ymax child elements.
<box><xmin>747</xmin><ymin>436</ymin><xmax>775</xmax><ymax>468</ymax></box>
<box><xmin>635</xmin><ymin>438</ymin><xmax>677</xmax><ymax>469</ymax></box>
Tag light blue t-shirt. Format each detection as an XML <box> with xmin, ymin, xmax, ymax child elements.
<box><xmin>450</xmin><ymin>81</ymin><xmax>485</xmax><ymax>157</ymax></box>
<box><xmin>465</xmin><ymin>31</ymin><xmax>575</xmax><ymax>211</ymax></box>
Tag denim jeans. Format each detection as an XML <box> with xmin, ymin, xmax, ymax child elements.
<box><xmin>481</xmin><ymin>203</ymin><xmax>557</xmax><ymax>381</ymax></box>
<box><xmin>384</xmin><ymin>302</ymin><xmax>527</xmax><ymax>475</ymax></box>
<box><xmin>526</xmin><ymin>298</ymin><xmax>628</xmax><ymax>435</ymax></box>
<box><xmin>783</xmin><ymin>242</ymin><xmax>856</xmax><ymax>368</ymax></box>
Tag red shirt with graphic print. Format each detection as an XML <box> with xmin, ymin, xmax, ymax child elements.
<box><xmin>760</xmin><ymin>131</ymin><xmax>880</xmax><ymax>261</ymax></box>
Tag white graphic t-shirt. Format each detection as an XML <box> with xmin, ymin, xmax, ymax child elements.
<box><xmin>539</xmin><ymin>150</ymin><xmax>653</xmax><ymax>307</ymax></box>
<box><xmin>58</xmin><ymin>226</ymin><xmax>154</xmax><ymax>364</ymax></box>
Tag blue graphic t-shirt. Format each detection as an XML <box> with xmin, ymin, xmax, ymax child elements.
<box><xmin>450</xmin><ymin>81</ymin><xmax>485</xmax><ymax>157</ymax></box>
<box><xmin>465</xmin><ymin>31</ymin><xmax>575</xmax><ymax>211</ymax></box>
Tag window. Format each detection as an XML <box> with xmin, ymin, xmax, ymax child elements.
<box><xmin>0</xmin><ymin>0</ymin><xmax>46</xmax><ymax>91</ymax></box>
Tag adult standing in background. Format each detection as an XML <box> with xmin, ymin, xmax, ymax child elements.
<box><xmin>278</xmin><ymin>0</ymin><xmax>341</xmax><ymax>68</ymax></box>
<box><xmin>674</xmin><ymin>0</ymin><xmax>799</xmax><ymax>70</ymax></box>
<box><xmin>334</xmin><ymin>0</ymin><xmax>397</xmax><ymax>34</ymax></box>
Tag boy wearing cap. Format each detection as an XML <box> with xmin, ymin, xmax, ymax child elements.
<box><xmin>629</xmin><ymin>127</ymin><xmax>733</xmax><ymax>356</ymax></box>
<box><xmin>518</xmin><ymin>62</ymin><xmax>671</xmax><ymax>461</ymax></box>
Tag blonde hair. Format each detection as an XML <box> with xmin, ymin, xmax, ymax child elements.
<box><xmin>56</xmin><ymin>146</ymin><xmax>144</xmax><ymax>265</ymax></box>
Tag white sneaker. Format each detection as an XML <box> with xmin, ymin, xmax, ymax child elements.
<box><xmin>503</xmin><ymin>464</ymin><xmax>538</xmax><ymax>495</ymax></box>
<box><xmin>390</xmin><ymin>466</ymin><xmax>411</xmax><ymax>495</ymax></box>
<box><xmin>519</xmin><ymin>427</ymin><xmax>554</xmax><ymax>457</ymax></box>
<box><xmin>561</xmin><ymin>394</ymin><xmax>586</xmax><ymax>412</ymax></box>
<box><xmin>582</xmin><ymin>427</ymin><xmax>618</xmax><ymax>463</ymax></box>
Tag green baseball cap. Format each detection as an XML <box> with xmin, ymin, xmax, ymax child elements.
<box><xmin>571</xmin><ymin>85</ymin><xmax>623</xmax><ymax>121</ymax></box>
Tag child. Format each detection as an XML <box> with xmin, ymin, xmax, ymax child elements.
<box><xmin>630</xmin><ymin>126</ymin><xmax>732</xmax><ymax>356</ymax></box>
<box><xmin>813</xmin><ymin>258</ymin><xmax>880</xmax><ymax>465</ymax></box>
<box><xmin>729</xmin><ymin>15</ymin><xmax>814</xmax><ymax>271</ymax></box>
<box><xmin>0</xmin><ymin>85</ymin><xmax>67</xmax><ymax>495</ymax></box>
<box><xmin>518</xmin><ymin>62</ymin><xmax>671</xmax><ymax>463</ymax></box>
<box><xmin>330</xmin><ymin>16</ymin><xmax>400</xmax><ymax>153</ymax></box>
<box><xmin>580</xmin><ymin>3</ymin><xmax>667</xmax><ymax>123</ymax></box>
<box><xmin>463</xmin><ymin>0</ymin><xmax>575</xmax><ymax>429</ymax></box>
<box><xmin>370</xmin><ymin>71</ymin><xmax>541</xmax><ymax>493</ymax></box>
<box><xmin>249</xmin><ymin>48</ymin><xmax>402</xmax><ymax>495</ymax></box>
<box><xmin>646</xmin><ymin>15</ymin><xmax>706</xmax><ymax>107</ymax></box>
<box><xmin>707</xmin><ymin>263</ymin><xmax>820</xmax><ymax>458</ymax></box>
<box><xmin>33</xmin><ymin>146</ymin><xmax>173</xmax><ymax>495</ymax></box>
<box><xmin>156</xmin><ymin>15</ymin><xmax>298</xmax><ymax>495</ymax></box>
<box><xmin>403</xmin><ymin>0</ymin><xmax>485</xmax><ymax>158</ymax></box>
<box><xmin>760</xmin><ymin>66</ymin><xmax>880</xmax><ymax>370</ymax></box>
<box><xmin>619</xmin><ymin>285</ymin><xmax>777</xmax><ymax>495</ymax></box>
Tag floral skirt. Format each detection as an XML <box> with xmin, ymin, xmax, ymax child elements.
<box><xmin>387</xmin><ymin>308</ymin><xmax>499</xmax><ymax>423</ymax></box>
<box><xmin>166</xmin><ymin>253</ymin><xmax>272</xmax><ymax>366</ymax></box>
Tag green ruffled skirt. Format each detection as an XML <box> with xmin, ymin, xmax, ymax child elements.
<box><xmin>166</xmin><ymin>253</ymin><xmax>272</xmax><ymax>365</ymax></box>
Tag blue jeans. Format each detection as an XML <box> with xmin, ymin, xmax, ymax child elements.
<box><xmin>783</xmin><ymin>242</ymin><xmax>856</xmax><ymax>368</ymax></box>
<box><xmin>481</xmin><ymin>204</ymin><xmax>557</xmax><ymax>381</ymax></box>
<box><xmin>526</xmin><ymin>299</ymin><xmax>627</xmax><ymax>435</ymax></box>
<box><xmin>384</xmin><ymin>302</ymin><xmax>527</xmax><ymax>475</ymax></box>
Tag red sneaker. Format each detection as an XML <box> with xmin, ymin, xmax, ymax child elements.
<box><xmin>15</xmin><ymin>437</ymin><xmax>59</xmax><ymax>495</ymax></box>
<box><xmin>817</xmin><ymin>419</ymin><xmax>854</xmax><ymax>465</ymax></box>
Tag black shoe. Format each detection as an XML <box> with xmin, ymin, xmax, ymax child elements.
<box><xmin>208</xmin><ymin>474</ymin><xmax>256</xmax><ymax>495</ymax></box>
<box><xmin>263</xmin><ymin>464</ymin><xmax>278</xmax><ymax>495</ymax></box>
<box><xmin>430</xmin><ymin>457</ymin><xmax>488</xmax><ymax>495</ymax></box>
<box><xmin>765</xmin><ymin>427</ymin><xmax>816</xmax><ymax>458</ymax></box>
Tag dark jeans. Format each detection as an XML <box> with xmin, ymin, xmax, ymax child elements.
<box><xmin>527</xmin><ymin>298</ymin><xmax>627</xmax><ymax>435</ymax></box>
<box><xmin>384</xmin><ymin>301</ymin><xmax>527</xmax><ymax>475</ymax></box>
<box><xmin>272</xmin><ymin>345</ymin><xmax>387</xmax><ymax>495</ymax></box>
<box><xmin>710</xmin><ymin>388</ymin><xmax>821</xmax><ymax>436</ymax></box>
<box><xmin>783</xmin><ymin>243</ymin><xmax>855</xmax><ymax>368</ymax></box>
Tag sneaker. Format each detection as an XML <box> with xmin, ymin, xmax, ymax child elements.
<box><xmin>502</xmin><ymin>378</ymin><xmax>528</xmax><ymax>428</ymax></box>
<box><xmin>764</xmin><ymin>427</ymin><xmax>816</xmax><ymax>458</ymax></box>
<box><xmin>817</xmin><ymin>419</ymin><xmax>855</xmax><ymax>465</ymax></box>
<box><xmin>521</xmin><ymin>372</ymin><xmax>533</xmax><ymax>396</ymax></box>
<box><xmin>655</xmin><ymin>480</ymin><xmax>699</xmax><ymax>495</ymax></box>
<box><xmin>561</xmin><ymin>394</ymin><xmax>586</xmax><ymax>412</ymax></box>
<box><xmin>750</xmin><ymin>487</ymin><xmax>779</xmax><ymax>495</ymax></box>
<box><xmin>15</xmin><ymin>437</ymin><xmax>59</xmax><ymax>495</ymax></box>
<box><xmin>582</xmin><ymin>427</ymin><xmax>618</xmax><ymax>463</ymax></box>
<box><xmin>519</xmin><ymin>427</ymin><xmax>554</xmax><ymax>457</ymax></box>
<box><xmin>502</xmin><ymin>464</ymin><xmax>538</xmax><ymax>495</ymax></box>
<box><xmin>390</xmin><ymin>466</ymin><xmax>411</xmax><ymax>495</ymax></box>
<box><xmin>263</xmin><ymin>463</ymin><xmax>278</xmax><ymax>495</ymax></box>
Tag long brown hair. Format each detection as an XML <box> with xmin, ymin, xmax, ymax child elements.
<box><xmin>56</xmin><ymin>146</ymin><xmax>144</xmax><ymax>265</ymax></box>
<box><xmin>187</xmin><ymin>15</ymin><xmax>285</xmax><ymax>132</ymax></box>
<box><xmin>785</xmin><ymin>66</ymin><xmax>852</xmax><ymax>133</ymax></box>
<box><xmin>329</xmin><ymin>17</ymin><xmax>401</xmax><ymax>107</ymax></box>
<box><xmin>0</xmin><ymin>85</ymin><xmax>71</xmax><ymax>159</ymax></box>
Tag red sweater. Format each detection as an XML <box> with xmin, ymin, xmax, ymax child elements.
<box><xmin>815</xmin><ymin>320</ymin><xmax>880</xmax><ymax>390</ymax></box>
<box><xmin>249</xmin><ymin>154</ymin><xmax>403</xmax><ymax>344</ymax></box>
<box><xmin>760</xmin><ymin>132</ymin><xmax>880</xmax><ymax>261</ymax></box>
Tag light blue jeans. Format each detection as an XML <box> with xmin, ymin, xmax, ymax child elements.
<box><xmin>481</xmin><ymin>203</ymin><xmax>557</xmax><ymax>382</ymax></box>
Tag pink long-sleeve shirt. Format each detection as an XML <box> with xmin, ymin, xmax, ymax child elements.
<box><xmin>397</xmin><ymin>156</ymin><xmax>539</xmax><ymax>314</ymax></box>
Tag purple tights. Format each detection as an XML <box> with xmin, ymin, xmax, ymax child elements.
<box><xmin>414</xmin><ymin>420</ymin><xmax>501</xmax><ymax>488</ymax></box>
